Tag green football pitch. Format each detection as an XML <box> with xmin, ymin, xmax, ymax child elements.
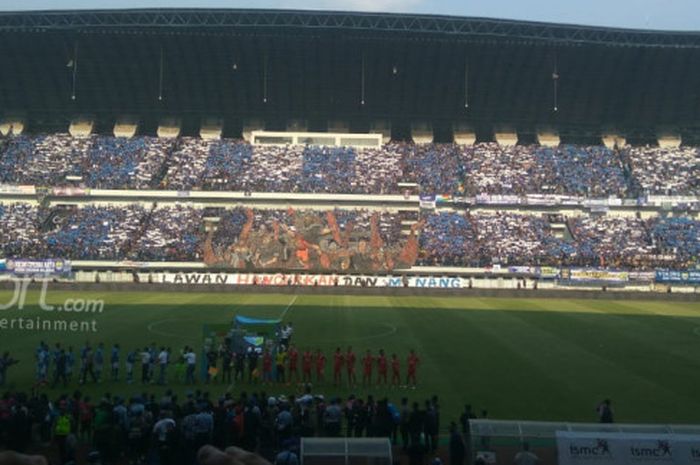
<box><xmin>2</xmin><ymin>289</ymin><xmax>700</xmax><ymax>427</ymax></box>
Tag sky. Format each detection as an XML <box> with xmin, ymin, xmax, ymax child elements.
<box><xmin>0</xmin><ymin>0</ymin><xmax>698</xmax><ymax>31</ymax></box>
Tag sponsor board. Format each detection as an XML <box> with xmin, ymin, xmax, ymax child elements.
<box><xmin>557</xmin><ymin>431</ymin><xmax>700</xmax><ymax>465</ymax></box>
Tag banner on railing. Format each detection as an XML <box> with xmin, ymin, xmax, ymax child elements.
<box><xmin>628</xmin><ymin>271</ymin><xmax>656</xmax><ymax>282</ymax></box>
<box><xmin>419</xmin><ymin>194</ymin><xmax>436</xmax><ymax>209</ymax></box>
<box><xmin>4</xmin><ymin>259</ymin><xmax>71</xmax><ymax>275</ymax></box>
<box><xmin>655</xmin><ymin>270</ymin><xmax>700</xmax><ymax>284</ymax></box>
<box><xmin>563</xmin><ymin>268</ymin><xmax>629</xmax><ymax>283</ymax></box>
<box><xmin>0</xmin><ymin>184</ymin><xmax>36</xmax><ymax>195</ymax></box>
<box><xmin>155</xmin><ymin>272</ymin><xmax>465</xmax><ymax>289</ymax></box>
<box><xmin>52</xmin><ymin>187</ymin><xmax>90</xmax><ymax>196</ymax></box>
<box><xmin>556</xmin><ymin>431</ymin><xmax>700</xmax><ymax>465</ymax></box>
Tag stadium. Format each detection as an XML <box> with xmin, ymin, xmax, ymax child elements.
<box><xmin>0</xmin><ymin>7</ymin><xmax>699</xmax><ymax>465</ymax></box>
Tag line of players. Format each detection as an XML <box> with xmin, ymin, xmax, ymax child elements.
<box><xmin>262</xmin><ymin>346</ymin><xmax>420</xmax><ymax>388</ymax></box>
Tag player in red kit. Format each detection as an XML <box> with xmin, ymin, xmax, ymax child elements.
<box><xmin>333</xmin><ymin>347</ymin><xmax>344</xmax><ymax>386</ymax></box>
<box><xmin>391</xmin><ymin>353</ymin><xmax>401</xmax><ymax>387</ymax></box>
<box><xmin>406</xmin><ymin>349</ymin><xmax>419</xmax><ymax>388</ymax></box>
<box><xmin>262</xmin><ymin>349</ymin><xmax>273</xmax><ymax>386</ymax></box>
<box><xmin>376</xmin><ymin>349</ymin><xmax>388</xmax><ymax>386</ymax></box>
<box><xmin>302</xmin><ymin>349</ymin><xmax>313</xmax><ymax>383</ymax></box>
<box><xmin>287</xmin><ymin>345</ymin><xmax>299</xmax><ymax>385</ymax></box>
<box><xmin>346</xmin><ymin>346</ymin><xmax>357</xmax><ymax>388</ymax></box>
<box><xmin>316</xmin><ymin>349</ymin><xmax>326</xmax><ymax>384</ymax></box>
<box><xmin>361</xmin><ymin>350</ymin><xmax>374</xmax><ymax>386</ymax></box>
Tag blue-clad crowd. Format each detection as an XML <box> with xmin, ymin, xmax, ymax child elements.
<box><xmin>649</xmin><ymin>217</ymin><xmax>700</xmax><ymax>265</ymax></box>
<box><xmin>0</xmin><ymin>203</ymin><xmax>697</xmax><ymax>269</ymax></box>
<box><xmin>2</xmin><ymin>134</ymin><xmax>697</xmax><ymax>195</ymax></box>
<box><xmin>84</xmin><ymin>136</ymin><xmax>173</xmax><ymax>189</ymax></box>
<box><xmin>465</xmin><ymin>144</ymin><xmax>629</xmax><ymax>197</ymax></box>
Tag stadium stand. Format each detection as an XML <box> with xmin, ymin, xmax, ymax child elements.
<box><xmin>623</xmin><ymin>145</ymin><xmax>700</xmax><ymax>195</ymax></box>
<box><xmin>1</xmin><ymin>203</ymin><xmax>698</xmax><ymax>270</ymax></box>
<box><xmin>1</xmin><ymin>135</ymin><xmax>699</xmax><ymax>196</ymax></box>
<box><xmin>1</xmin><ymin>8</ymin><xmax>700</xmax><ymax>465</ymax></box>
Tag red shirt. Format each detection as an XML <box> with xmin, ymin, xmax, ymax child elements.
<box><xmin>316</xmin><ymin>353</ymin><xmax>326</xmax><ymax>372</ymax></box>
<box><xmin>362</xmin><ymin>355</ymin><xmax>374</xmax><ymax>373</ymax></box>
<box><xmin>377</xmin><ymin>355</ymin><xmax>388</xmax><ymax>374</ymax></box>
<box><xmin>333</xmin><ymin>352</ymin><xmax>344</xmax><ymax>370</ymax></box>
<box><xmin>288</xmin><ymin>349</ymin><xmax>299</xmax><ymax>369</ymax></box>
<box><xmin>407</xmin><ymin>354</ymin><xmax>419</xmax><ymax>372</ymax></box>
<box><xmin>391</xmin><ymin>357</ymin><xmax>400</xmax><ymax>374</ymax></box>
<box><xmin>302</xmin><ymin>352</ymin><xmax>313</xmax><ymax>372</ymax></box>
<box><xmin>346</xmin><ymin>352</ymin><xmax>356</xmax><ymax>371</ymax></box>
<box><xmin>263</xmin><ymin>353</ymin><xmax>272</xmax><ymax>371</ymax></box>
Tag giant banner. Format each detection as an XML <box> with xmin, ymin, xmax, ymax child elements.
<box><xmin>203</xmin><ymin>209</ymin><xmax>422</xmax><ymax>273</ymax></box>
<box><xmin>557</xmin><ymin>431</ymin><xmax>700</xmax><ymax>465</ymax></box>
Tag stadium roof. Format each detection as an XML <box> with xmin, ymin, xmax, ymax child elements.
<box><xmin>2</xmin><ymin>9</ymin><xmax>700</xmax><ymax>48</ymax></box>
<box><xmin>1</xmin><ymin>9</ymin><xmax>699</xmax><ymax>135</ymax></box>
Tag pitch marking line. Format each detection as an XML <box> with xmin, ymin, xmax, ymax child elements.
<box><xmin>280</xmin><ymin>295</ymin><xmax>298</xmax><ymax>320</ymax></box>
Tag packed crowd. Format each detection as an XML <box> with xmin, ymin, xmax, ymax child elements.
<box><xmin>133</xmin><ymin>206</ymin><xmax>204</xmax><ymax>261</ymax></box>
<box><xmin>1</xmin><ymin>134</ymin><xmax>698</xmax><ymax>196</ymax></box>
<box><xmin>165</xmin><ymin>142</ymin><xmax>404</xmax><ymax>194</ymax></box>
<box><xmin>165</xmin><ymin>138</ymin><xmax>254</xmax><ymax>191</ymax></box>
<box><xmin>396</xmin><ymin>143</ymin><xmax>468</xmax><ymax>196</ymax></box>
<box><xmin>0</xmin><ymin>135</ymin><xmax>174</xmax><ymax>189</ymax></box>
<box><xmin>1</xmin><ymin>203</ymin><xmax>698</xmax><ymax>269</ymax></box>
<box><xmin>568</xmin><ymin>216</ymin><xmax>656</xmax><ymax>268</ymax></box>
<box><xmin>622</xmin><ymin>145</ymin><xmax>700</xmax><ymax>195</ymax></box>
<box><xmin>418</xmin><ymin>212</ymin><xmax>576</xmax><ymax>267</ymax></box>
<box><xmin>649</xmin><ymin>217</ymin><xmax>700</xmax><ymax>266</ymax></box>
<box><xmin>0</xmin><ymin>387</ymin><xmax>465</xmax><ymax>465</ymax></box>
<box><xmin>464</xmin><ymin>144</ymin><xmax>629</xmax><ymax>196</ymax></box>
<box><xmin>0</xmin><ymin>204</ymin><xmax>41</xmax><ymax>258</ymax></box>
<box><xmin>84</xmin><ymin>136</ymin><xmax>174</xmax><ymax>190</ymax></box>
<box><xmin>43</xmin><ymin>206</ymin><xmax>147</xmax><ymax>261</ymax></box>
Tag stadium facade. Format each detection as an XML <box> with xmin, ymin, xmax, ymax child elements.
<box><xmin>0</xmin><ymin>9</ymin><xmax>698</xmax><ymax>292</ymax></box>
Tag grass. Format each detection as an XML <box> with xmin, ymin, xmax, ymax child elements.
<box><xmin>1</xmin><ymin>289</ymin><xmax>700</xmax><ymax>427</ymax></box>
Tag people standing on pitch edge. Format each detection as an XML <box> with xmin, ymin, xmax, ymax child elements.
<box><xmin>449</xmin><ymin>421</ymin><xmax>466</xmax><ymax>465</ymax></box>
<box><xmin>0</xmin><ymin>351</ymin><xmax>18</xmax><ymax>387</ymax></box>
<box><xmin>460</xmin><ymin>404</ymin><xmax>476</xmax><ymax>464</ymax></box>
<box><xmin>513</xmin><ymin>442</ymin><xmax>540</xmax><ymax>465</ymax></box>
<box><xmin>185</xmin><ymin>346</ymin><xmax>197</xmax><ymax>384</ymax></box>
<box><xmin>140</xmin><ymin>347</ymin><xmax>152</xmax><ymax>384</ymax></box>
<box><xmin>110</xmin><ymin>344</ymin><xmax>120</xmax><ymax>381</ymax></box>
<box><xmin>597</xmin><ymin>398</ymin><xmax>614</xmax><ymax>423</ymax></box>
